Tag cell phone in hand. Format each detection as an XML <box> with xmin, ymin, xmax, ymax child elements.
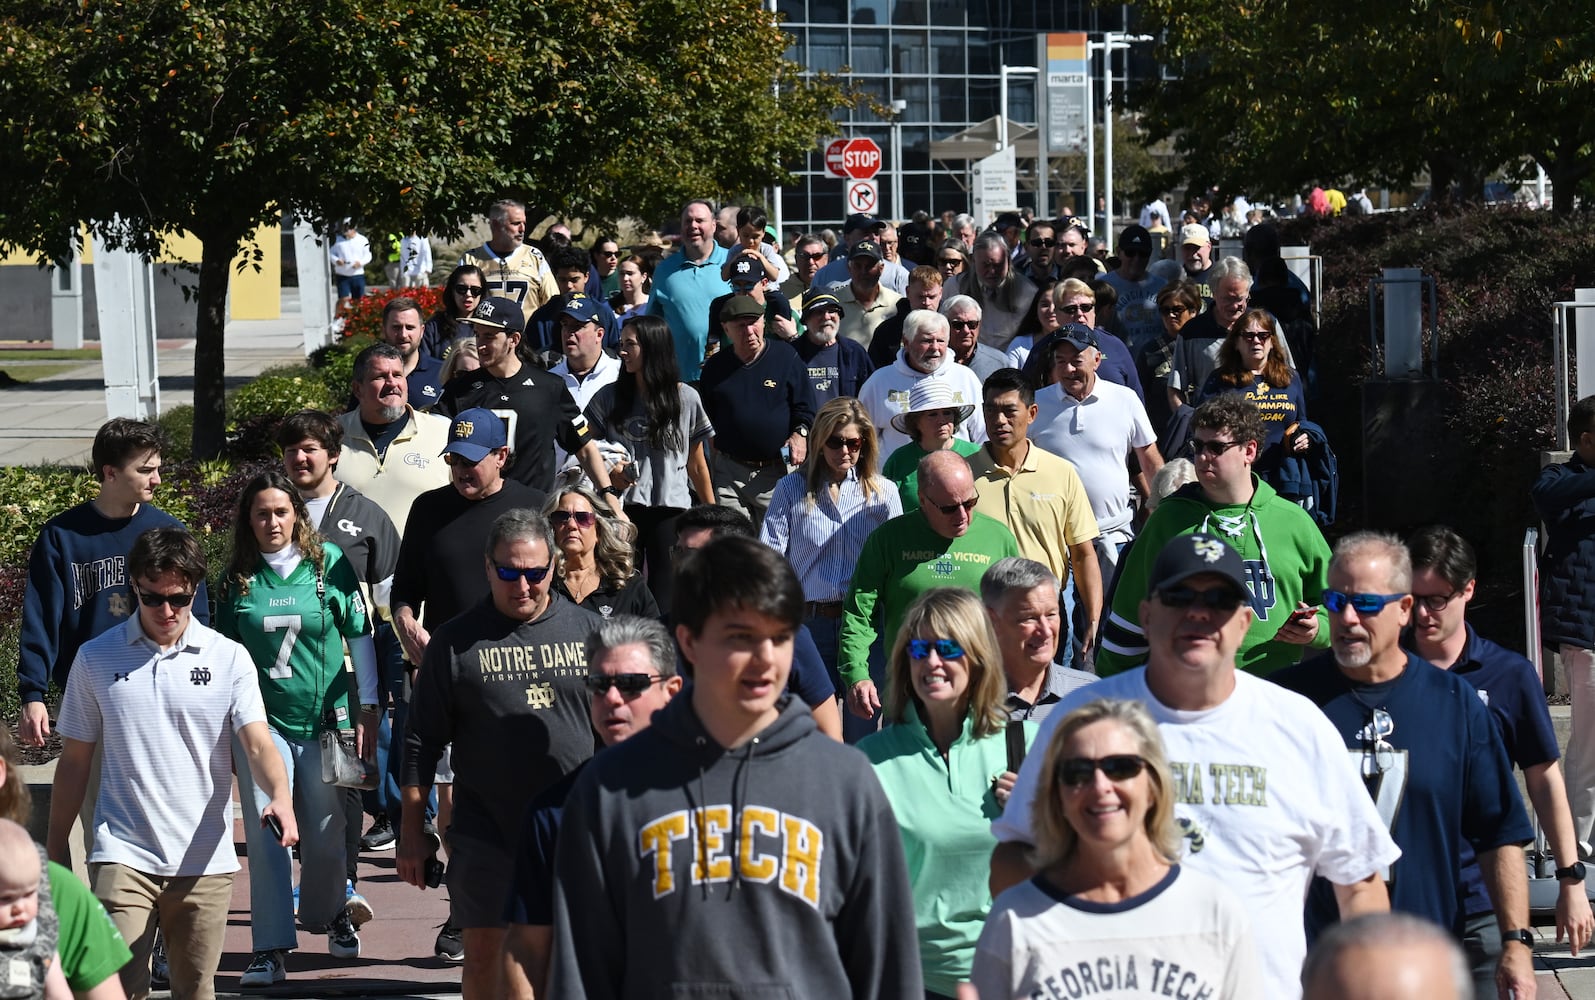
<box><xmin>264</xmin><ymin>814</ymin><xmax>284</xmax><ymax>844</ymax></box>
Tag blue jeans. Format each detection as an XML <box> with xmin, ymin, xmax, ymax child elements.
<box><xmin>810</xmin><ymin>614</ymin><xmax>886</xmax><ymax>745</ymax></box>
<box><xmin>363</xmin><ymin>622</ymin><xmax>407</xmax><ymax>819</ymax></box>
<box><xmin>234</xmin><ymin>728</ymin><xmax>348</xmax><ymax>951</ymax></box>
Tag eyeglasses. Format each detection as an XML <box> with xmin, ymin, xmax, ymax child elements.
<box><xmin>927</xmin><ymin>496</ymin><xmax>979</xmax><ymax>516</ymax></box>
<box><xmin>825</xmin><ymin>435</ymin><xmax>862</xmax><ymax>451</ymax></box>
<box><xmin>949</xmin><ymin>319</ymin><xmax>979</xmax><ymax>329</ymax></box>
<box><xmin>798</xmin><ymin>251</ymin><xmax>828</xmax><ymax>262</ymax></box>
<box><xmin>1028</xmin><ymin>238</ymin><xmax>1056</xmax><ymax>248</ymax></box>
<box><xmin>1161</xmin><ymin>306</ymin><xmax>1190</xmax><ymax>317</ymax></box>
<box><xmin>1058</xmin><ymin>754</ymin><xmax>1147</xmax><ymax>787</ymax></box>
<box><xmin>597</xmin><ymin>250</ymin><xmax>619</xmax><ymax>258</ymax></box>
<box><xmin>135</xmin><ymin>589</ymin><xmax>195</xmax><ymax>609</ymax></box>
<box><xmin>1237</xmin><ymin>330</ymin><xmax>1273</xmax><ymax>342</ymax></box>
<box><xmin>1155</xmin><ymin>586</ymin><xmax>1244</xmax><ymax>612</ymax></box>
<box><xmin>550</xmin><ymin>510</ymin><xmax>597</xmax><ymax>529</ymax></box>
<box><xmin>1361</xmin><ymin>708</ymin><xmax>1396</xmax><ymax>776</ymax></box>
<box><xmin>938</xmin><ymin>258</ymin><xmax>964</xmax><ymax>267</ymax></box>
<box><xmin>1059</xmin><ymin>303</ymin><xmax>1094</xmax><ymax>315</ymax></box>
<box><xmin>1191</xmin><ymin>438</ymin><xmax>1244</xmax><ymax>457</ymax></box>
<box><xmin>454</xmin><ymin>285</ymin><xmax>485</xmax><ymax>297</ymax></box>
<box><xmin>1413</xmin><ymin>590</ymin><xmax>1461</xmax><ymax>612</ymax></box>
<box><xmin>583</xmin><ymin>673</ymin><xmax>667</xmax><ymax>696</ymax></box>
<box><xmin>1323</xmin><ymin>590</ymin><xmax>1407</xmax><ymax>615</ymax></box>
<box><xmin>493</xmin><ymin>563</ymin><xmax>553</xmax><ymax>584</ymax></box>
<box><xmin>907</xmin><ymin>637</ymin><xmax>965</xmax><ymax>660</ymax></box>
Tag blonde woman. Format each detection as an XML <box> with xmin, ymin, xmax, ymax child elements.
<box><xmin>972</xmin><ymin>699</ymin><xmax>1262</xmax><ymax>999</ymax></box>
<box><xmin>860</xmin><ymin>588</ymin><xmax>1033</xmax><ymax>998</ymax></box>
<box><xmin>543</xmin><ymin>484</ymin><xmax>658</xmax><ymax>620</ymax></box>
<box><xmin>761</xmin><ymin>397</ymin><xmax>900</xmax><ymax>730</ymax></box>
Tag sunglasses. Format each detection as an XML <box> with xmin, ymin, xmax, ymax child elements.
<box><xmin>825</xmin><ymin>436</ymin><xmax>862</xmax><ymax>451</ymax></box>
<box><xmin>928</xmin><ymin>496</ymin><xmax>979</xmax><ymax>516</ymax></box>
<box><xmin>1059</xmin><ymin>303</ymin><xmax>1094</xmax><ymax>315</ymax></box>
<box><xmin>454</xmin><ymin>285</ymin><xmax>485</xmax><ymax>297</ymax></box>
<box><xmin>907</xmin><ymin>637</ymin><xmax>965</xmax><ymax>660</ymax></box>
<box><xmin>938</xmin><ymin>258</ymin><xmax>964</xmax><ymax>267</ymax></box>
<box><xmin>1028</xmin><ymin>238</ymin><xmax>1056</xmax><ymax>248</ymax></box>
<box><xmin>550</xmin><ymin>510</ymin><xmax>597</xmax><ymax>529</ymax></box>
<box><xmin>1361</xmin><ymin>707</ymin><xmax>1396</xmax><ymax>776</ymax></box>
<box><xmin>135</xmin><ymin>589</ymin><xmax>195</xmax><ymax>609</ymax></box>
<box><xmin>1058</xmin><ymin>754</ymin><xmax>1147</xmax><ymax>787</ymax></box>
<box><xmin>798</xmin><ymin>251</ymin><xmax>828</xmax><ymax>262</ymax></box>
<box><xmin>1323</xmin><ymin>590</ymin><xmax>1406</xmax><ymax>615</ymax></box>
<box><xmin>1161</xmin><ymin>306</ymin><xmax>1190</xmax><ymax>317</ymax></box>
<box><xmin>583</xmin><ymin>673</ymin><xmax>667</xmax><ymax>696</ymax></box>
<box><xmin>1156</xmin><ymin>586</ymin><xmax>1244</xmax><ymax>612</ymax></box>
<box><xmin>1237</xmin><ymin>330</ymin><xmax>1273</xmax><ymax>342</ymax></box>
<box><xmin>493</xmin><ymin>563</ymin><xmax>553</xmax><ymax>584</ymax></box>
<box><xmin>1191</xmin><ymin>438</ymin><xmax>1244</xmax><ymax>457</ymax></box>
<box><xmin>949</xmin><ymin>319</ymin><xmax>979</xmax><ymax>329</ymax></box>
<box><xmin>597</xmin><ymin>250</ymin><xmax>619</xmax><ymax>258</ymax></box>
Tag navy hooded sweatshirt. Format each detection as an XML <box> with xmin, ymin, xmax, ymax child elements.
<box><xmin>547</xmin><ymin>693</ymin><xmax>923</xmax><ymax>999</ymax></box>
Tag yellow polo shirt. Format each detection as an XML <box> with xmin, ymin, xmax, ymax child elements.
<box><xmin>834</xmin><ymin>283</ymin><xmax>903</xmax><ymax>348</ymax></box>
<box><xmin>967</xmin><ymin>441</ymin><xmax>1101</xmax><ymax>584</ymax></box>
<box><xmin>333</xmin><ymin>407</ymin><xmax>452</xmax><ymax>535</ymax></box>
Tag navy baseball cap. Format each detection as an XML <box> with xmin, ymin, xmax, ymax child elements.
<box><xmin>560</xmin><ymin>293</ymin><xmax>601</xmax><ymax>325</ymax></box>
<box><xmin>1118</xmin><ymin>225</ymin><xmax>1153</xmax><ymax>255</ymax></box>
<box><xmin>801</xmin><ymin>291</ymin><xmax>846</xmax><ymax>318</ymax></box>
<box><xmin>1147</xmin><ymin>534</ymin><xmax>1249</xmax><ymax>600</ymax></box>
<box><xmin>1056</xmin><ymin>323</ymin><xmax>1099</xmax><ymax>353</ymax></box>
<box><xmin>730</xmin><ymin>253</ymin><xmax>764</xmax><ymax>286</ymax></box>
<box><xmin>441</xmin><ymin>408</ymin><xmax>508</xmax><ymax>463</ymax></box>
<box><xmin>849</xmin><ymin>240</ymin><xmax>883</xmax><ymax>263</ymax></box>
<box><xmin>460</xmin><ymin>296</ymin><xmax>526</xmax><ymax>336</ymax></box>
<box><xmin>844</xmin><ymin>213</ymin><xmax>879</xmax><ymax>234</ymax></box>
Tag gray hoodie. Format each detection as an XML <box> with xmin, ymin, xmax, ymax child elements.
<box><xmin>547</xmin><ymin>693</ymin><xmax>923</xmax><ymax>999</ymax></box>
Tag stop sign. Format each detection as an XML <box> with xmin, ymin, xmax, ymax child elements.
<box><xmin>823</xmin><ymin>137</ymin><xmax>882</xmax><ymax>180</ymax></box>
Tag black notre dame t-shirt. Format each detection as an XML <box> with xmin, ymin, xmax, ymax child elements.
<box><xmin>438</xmin><ymin>363</ymin><xmax>592</xmax><ymax>492</ymax></box>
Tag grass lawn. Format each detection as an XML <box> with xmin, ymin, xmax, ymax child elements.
<box><xmin>0</xmin><ymin>347</ymin><xmax>100</xmax><ymax>360</ymax></box>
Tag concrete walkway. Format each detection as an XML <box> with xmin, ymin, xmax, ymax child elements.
<box><xmin>0</xmin><ymin>288</ymin><xmax>315</xmax><ymax>468</ymax></box>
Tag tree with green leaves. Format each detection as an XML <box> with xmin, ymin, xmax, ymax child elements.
<box><xmin>1126</xmin><ymin>0</ymin><xmax>1595</xmax><ymax>212</ymax></box>
<box><xmin>0</xmin><ymin>0</ymin><xmax>843</xmax><ymax>458</ymax></box>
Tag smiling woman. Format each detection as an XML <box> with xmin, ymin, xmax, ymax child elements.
<box><xmin>971</xmin><ymin>698</ymin><xmax>1264</xmax><ymax>999</ymax></box>
<box><xmin>858</xmin><ymin>588</ymin><xmax>1029</xmax><ymax>998</ymax></box>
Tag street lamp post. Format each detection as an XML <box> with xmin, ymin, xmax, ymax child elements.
<box><xmin>1094</xmin><ymin>32</ymin><xmax>1152</xmax><ymax>253</ymax></box>
<box><xmin>890</xmin><ymin>99</ymin><xmax>907</xmax><ymax>224</ymax></box>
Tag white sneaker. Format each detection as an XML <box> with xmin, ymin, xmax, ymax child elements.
<box><xmin>328</xmin><ymin>911</ymin><xmax>361</xmax><ymax>959</ymax></box>
<box><xmin>239</xmin><ymin>949</ymin><xmax>286</xmax><ymax>987</ymax></box>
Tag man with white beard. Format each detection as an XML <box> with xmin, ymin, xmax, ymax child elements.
<box><xmin>794</xmin><ymin>292</ymin><xmax>873</xmax><ymax>404</ymax></box>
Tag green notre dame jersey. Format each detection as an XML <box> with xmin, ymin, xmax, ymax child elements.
<box><xmin>216</xmin><ymin>543</ymin><xmax>369</xmax><ymax>739</ymax></box>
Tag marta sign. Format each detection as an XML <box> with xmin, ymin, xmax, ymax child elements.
<box><xmin>824</xmin><ymin>138</ymin><xmax>882</xmax><ymax>180</ymax></box>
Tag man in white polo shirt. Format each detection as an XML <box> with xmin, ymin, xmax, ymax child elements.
<box><xmin>1031</xmin><ymin>323</ymin><xmax>1163</xmax><ymax>564</ymax></box>
<box><xmin>47</xmin><ymin>527</ymin><xmax>299</xmax><ymax>1000</ymax></box>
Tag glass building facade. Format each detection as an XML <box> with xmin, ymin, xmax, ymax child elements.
<box><xmin>776</xmin><ymin>0</ymin><xmax>1139</xmax><ymax>235</ymax></box>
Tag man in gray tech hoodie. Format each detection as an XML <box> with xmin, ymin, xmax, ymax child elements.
<box><xmin>547</xmin><ymin>535</ymin><xmax>922</xmax><ymax>999</ymax></box>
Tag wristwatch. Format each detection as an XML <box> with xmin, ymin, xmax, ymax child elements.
<box><xmin>600</xmin><ymin>484</ymin><xmax>623</xmax><ymax>498</ymax></box>
<box><xmin>793</xmin><ymin>425</ymin><xmax>809</xmax><ymax>438</ymax></box>
<box><xmin>1557</xmin><ymin>861</ymin><xmax>1587</xmax><ymax>884</ymax></box>
<box><xmin>1502</xmin><ymin>928</ymin><xmax>1534</xmax><ymax>950</ymax></box>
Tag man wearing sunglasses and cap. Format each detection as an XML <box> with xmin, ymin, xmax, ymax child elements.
<box><xmin>1097</xmin><ymin>394</ymin><xmax>1331</xmax><ymax>677</ymax></box>
<box><xmin>502</xmin><ymin>615</ymin><xmax>683</xmax><ymax>996</ymax></box>
<box><xmin>1273</xmin><ymin>533</ymin><xmax>1535</xmax><ymax>1000</ymax></box>
<box><xmin>400</xmin><ymin>507</ymin><xmax>602</xmax><ymax>999</ymax></box>
<box><xmin>993</xmin><ymin>532</ymin><xmax>1399</xmax><ymax>1000</ymax></box>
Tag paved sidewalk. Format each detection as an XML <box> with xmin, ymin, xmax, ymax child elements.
<box><xmin>0</xmin><ymin>288</ymin><xmax>315</xmax><ymax>468</ymax></box>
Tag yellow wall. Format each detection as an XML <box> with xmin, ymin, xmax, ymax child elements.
<box><xmin>0</xmin><ymin>224</ymin><xmax>282</xmax><ymax>319</ymax></box>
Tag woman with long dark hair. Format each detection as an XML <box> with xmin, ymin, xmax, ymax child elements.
<box><xmin>218</xmin><ymin>472</ymin><xmax>378</xmax><ymax>987</ymax></box>
<box><xmin>1198</xmin><ymin>308</ymin><xmax>1307</xmax><ymax>476</ymax></box>
<box><xmin>584</xmin><ymin>314</ymin><xmax>714</xmax><ymax>610</ymax></box>
<box><xmin>1005</xmin><ymin>278</ymin><xmax>1061</xmax><ymax>368</ymax></box>
<box><xmin>420</xmin><ymin>263</ymin><xmax>488</xmax><ymax>362</ymax></box>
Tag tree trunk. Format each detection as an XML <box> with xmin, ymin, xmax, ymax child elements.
<box><xmin>190</xmin><ymin>234</ymin><xmax>233</xmax><ymax>460</ymax></box>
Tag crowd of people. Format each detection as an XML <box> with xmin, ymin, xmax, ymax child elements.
<box><xmin>5</xmin><ymin>193</ymin><xmax>1594</xmax><ymax>1000</ymax></box>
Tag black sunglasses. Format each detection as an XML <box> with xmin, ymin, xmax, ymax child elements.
<box><xmin>493</xmin><ymin>563</ymin><xmax>553</xmax><ymax>584</ymax></box>
<box><xmin>583</xmin><ymin>673</ymin><xmax>667</xmax><ymax>696</ymax></box>
<box><xmin>928</xmin><ymin>496</ymin><xmax>979</xmax><ymax>516</ymax></box>
<box><xmin>825</xmin><ymin>436</ymin><xmax>862</xmax><ymax>451</ymax></box>
<box><xmin>135</xmin><ymin>589</ymin><xmax>195</xmax><ymax>609</ymax></box>
<box><xmin>1058</xmin><ymin>754</ymin><xmax>1147</xmax><ymax>787</ymax></box>
<box><xmin>1191</xmin><ymin>438</ymin><xmax>1244</xmax><ymax>457</ymax></box>
<box><xmin>1156</xmin><ymin>586</ymin><xmax>1244</xmax><ymax>612</ymax></box>
<box><xmin>550</xmin><ymin>510</ymin><xmax>597</xmax><ymax>529</ymax></box>
<box><xmin>453</xmin><ymin>285</ymin><xmax>485</xmax><ymax>296</ymax></box>
<box><xmin>1028</xmin><ymin>238</ymin><xmax>1057</xmax><ymax>248</ymax></box>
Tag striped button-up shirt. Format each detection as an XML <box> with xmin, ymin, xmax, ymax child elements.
<box><xmin>761</xmin><ymin>469</ymin><xmax>902</xmax><ymax>602</ymax></box>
